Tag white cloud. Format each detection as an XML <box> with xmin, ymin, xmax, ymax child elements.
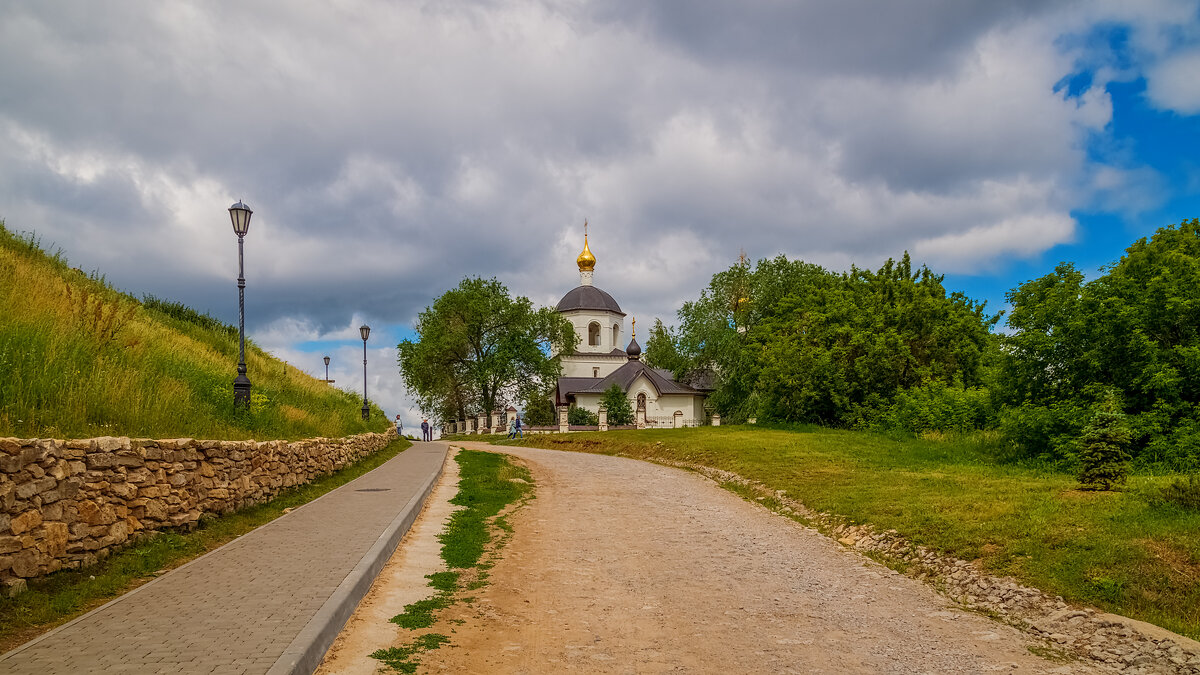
<box><xmin>1146</xmin><ymin>49</ymin><xmax>1200</xmax><ymax>114</ymax></box>
<box><xmin>0</xmin><ymin>0</ymin><xmax>1194</xmax><ymax>362</ymax></box>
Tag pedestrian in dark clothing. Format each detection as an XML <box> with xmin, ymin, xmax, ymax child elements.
<box><xmin>420</xmin><ymin>419</ymin><xmax>430</xmax><ymax>442</ymax></box>
<box><xmin>514</xmin><ymin>416</ymin><xmax>523</xmax><ymax>439</ymax></box>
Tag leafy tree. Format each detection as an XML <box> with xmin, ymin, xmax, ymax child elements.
<box><xmin>398</xmin><ymin>277</ymin><xmax>577</xmax><ymax>423</ymax></box>
<box><xmin>673</xmin><ymin>254</ymin><xmax>833</xmax><ymax>421</ymax></box>
<box><xmin>995</xmin><ymin>263</ymin><xmax>1087</xmax><ymax>406</ymax></box>
<box><xmin>669</xmin><ymin>252</ymin><xmax>998</xmax><ymax>426</ymax></box>
<box><xmin>1001</xmin><ymin>219</ymin><xmax>1200</xmax><ymax>467</ymax></box>
<box><xmin>643</xmin><ymin>319</ymin><xmax>686</xmax><ymax>374</ymax></box>
<box><xmin>521</xmin><ymin>391</ymin><xmax>556</xmax><ymax>427</ymax></box>
<box><xmin>1078</xmin><ymin>392</ymin><xmax>1132</xmax><ymax>490</ymax></box>
<box><xmin>568</xmin><ymin>405</ymin><xmax>598</xmax><ymax>426</ymax></box>
<box><xmin>599</xmin><ymin>383</ymin><xmax>634</xmax><ymax>425</ymax></box>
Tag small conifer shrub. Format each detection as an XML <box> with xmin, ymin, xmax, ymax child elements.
<box><xmin>1078</xmin><ymin>392</ymin><xmax>1132</xmax><ymax>491</ymax></box>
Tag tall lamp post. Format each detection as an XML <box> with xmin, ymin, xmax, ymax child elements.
<box><xmin>229</xmin><ymin>201</ymin><xmax>253</xmax><ymax>408</ymax></box>
<box><xmin>359</xmin><ymin>324</ymin><xmax>371</xmax><ymax>420</ymax></box>
<box><xmin>323</xmin><ymin>355</ymin><xmax>330</xmax><ymax>382</ymax></box>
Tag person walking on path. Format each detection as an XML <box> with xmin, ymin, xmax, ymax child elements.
<box><xmin>421</xmin><ymin>418</ymin><xmax>430</xmax><ymax>442</ymax></box>
<box><xmin>507</xmin><ymin>416</ymin><xmax>516</xmax><ymax>439</ymax></box>
<box><xmin>514</xmin><ymin>416</ymin><xmax>523</xmax><ymax>439</ymax></box>
<box><xmin>395</xmin><ymin>414</ymin><xmax>403</xmax><ymax>437</ymax></box>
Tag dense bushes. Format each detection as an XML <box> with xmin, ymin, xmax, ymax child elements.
<box><xmin>998</xmin><ymin>219</ymin><xmax>1200</xmax><ymax>470</ymax></box>
<box><xmin>568</xmin><ymin>405</ymin><xmax>598</xmax><ymax>426</ymax></box>
<box><xmin>656</xmin><ymin>252</ymin><xmax>998</xmax><ymax>429</ymax></box>
<box><xmin>648</xmin><ymin>219</ymin><xmax>1200</xmax><ymax>471</ymax></box>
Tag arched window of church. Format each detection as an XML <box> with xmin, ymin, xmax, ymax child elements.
<box><xmin>612</xmin><ymin>323</ymin><xmax>619</xmax><ymax>346</ymax></box>
<box><xmin>637</xmin><ymin>392</ymin><xmax>646</xmax><ymax>410</ymax></box>
<box><xmin>588</xmin><ymin>322</ymin><xmax>601</xmax><ymax>346</ymax></box>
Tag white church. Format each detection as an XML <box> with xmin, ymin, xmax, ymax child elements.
<box><xmin>552</xmin><ymin>225</ymin><xmax>710</xmax><ymax>427</ymax></box>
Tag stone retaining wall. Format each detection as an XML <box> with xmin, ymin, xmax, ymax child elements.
<box><xmin>0</xmin><ymin>428</ymin><xmax>397</xmax><ymax>592</ymax></box>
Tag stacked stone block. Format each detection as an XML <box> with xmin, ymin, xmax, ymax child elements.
<box><xmin>0</xmin><ymin>429</ymin><xmax>394</xmax><ymax>592</ymax></box>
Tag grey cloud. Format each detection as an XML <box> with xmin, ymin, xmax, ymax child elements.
<box><xmin>1</xmin><ymin>0</ymin><xmax>1192</xmax><ymax>420</ymax></box>
<box><xmin>591</xmin><ymin>0</ymin><xmax>1055</xmax><ymax>77</ymax></box>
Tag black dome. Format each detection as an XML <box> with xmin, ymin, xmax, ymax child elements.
<box><xmin>555</xmin><ymin>285</ymin><xmax>624</xmax><ymax>315</ymax></box>
<box><xmin>625</xmin><ymin>337</ymin><xmax>642</xmax><ymax>359</ymax></box>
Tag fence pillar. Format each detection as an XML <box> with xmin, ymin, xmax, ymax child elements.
<box><xmin>558</xmin><ymin>406</ymin><xmax>570</xmax><ymax>433</ymax></box>
<box><xmin>711</xmin><ymin>412</ymin><xmax>721</xmax><ymax>427</ymax></box>
<box><xmin>636</xmin><ymin>407</ymin><xmax>646</xmax><ymax>429</ymax></box>
<box><xmin>598</xmin><ymin>405</ymin><xmax>608</xmax><ymax>432</ymax></box>
<box><xmin>489</xmin><ymin>410</ymin><xmax>499</xmax><ymax>434</ymax></box>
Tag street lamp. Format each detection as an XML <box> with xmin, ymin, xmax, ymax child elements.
<box><xmin>229</xmin><ymin>200</ymin><xmax>253</xmax><ymax>408</ymax></box>
<box><xmin>323</xmin><ymin>355</ymin><xmax>330</xmax><ymax>382</ymax></box>
<box><xmin>359</xmin><ymin>324</ymin><xmax>371</xmax><ymax>420</ymax></box>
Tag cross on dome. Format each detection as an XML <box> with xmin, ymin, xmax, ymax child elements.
<box><xmin>576</xmin><ymin>219</ymin><xmax>596</xmax><ymax>272</ymax></box>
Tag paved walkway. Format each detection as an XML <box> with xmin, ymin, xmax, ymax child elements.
<box><xmin>0</xmin><ymin>441</ymin><xmax>448</xmax><ymax>675</ymax></box>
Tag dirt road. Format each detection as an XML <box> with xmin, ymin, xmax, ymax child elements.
<box><xmin>418</xmin><ymin>442</ymin><xmax>1097</xmax><ymax>674</ymax></box>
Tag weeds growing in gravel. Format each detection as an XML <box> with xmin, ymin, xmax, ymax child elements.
<box><xmin>372</xmin><ymin>449</ymin><xmax>533</xmax><ymax>672</ymax></box>
<box><xmin>370</xmin><ymin>633</ymin><xmax>450</xmax><ymax>673</ymax></box>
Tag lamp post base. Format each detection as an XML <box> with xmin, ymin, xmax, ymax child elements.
<box><xmin>233</xmin><ymin>374</ymin><xmax>252</xmax><ymax>409</ymax></box>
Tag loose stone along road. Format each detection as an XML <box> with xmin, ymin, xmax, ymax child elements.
<box><xmin>419</xmin><ymin>442</ymin><xmax>1103</xmax><ymax>674</ymax></box>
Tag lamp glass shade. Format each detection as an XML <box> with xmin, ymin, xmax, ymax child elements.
<box><xmin>323</xmin><ymin>356</ymin><xmax>330</xmax><ymax>366</ymax></box>
<box><xmin>229</xmin><ymin>201</ymin><xmax>253</xmax><ymax>236</ymax></box>
<box><xmin>360</xmin><ymin>324</ymin><xmax>371</xmax><ymax>341</ymax></box>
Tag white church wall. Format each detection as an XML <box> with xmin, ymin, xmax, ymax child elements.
<box><xmin>561</xmin><ymin>311</ymin><xmax>624</xmax><ymax>355</ymax></box>
<box><xmin>650</xmin><ymin>394</ymin><xmax>705</xmax><ymax>427</ymax></box>
<box><xmin>560</xmin><ymin>355</ymin><xmax>626</xmax><ymax>379</ymax></box>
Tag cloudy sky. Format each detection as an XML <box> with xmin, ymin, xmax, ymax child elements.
<box><xmin>3</xmin><ymin>1</ymin><xmax>1200</xmax><ymax>426</ymax></box>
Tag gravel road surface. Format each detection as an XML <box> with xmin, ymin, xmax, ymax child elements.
<box><xmin>418</xmin><ymin>443</ymin><xmax>1100</xmax><ymax>674</ymax></box>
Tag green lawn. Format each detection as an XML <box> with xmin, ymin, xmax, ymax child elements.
<box><xmin>498</xmin><ymin>426</ymin><xmax>1200</xmax><ymax>640</ymax></box>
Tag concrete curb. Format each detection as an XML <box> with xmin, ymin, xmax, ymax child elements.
<box><xmin>267</xmin><ymin>448</ymin><xmax>447</xmax><ymax>675</ymax></box>
<box><xmin>0</xmin><ymin>445</ymin><xmax>410</xmax><ymax>667</ymax></box>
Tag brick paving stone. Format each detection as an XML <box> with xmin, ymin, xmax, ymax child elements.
<box><xmin>0</xmin><ymin>442</ymin><xmax>447</xmax><ymax>675</ymax></box>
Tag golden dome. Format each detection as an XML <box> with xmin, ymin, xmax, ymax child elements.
<box><xmin>576</xmin><ymin>221</ymin><xmax>596</xmax><ymax>271</ymax></box>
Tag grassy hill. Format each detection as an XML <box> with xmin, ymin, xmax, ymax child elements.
<box><xmin>0</xmin><ymin>221</ymin><xmax>388</xmax><ymax>440</ymax></box>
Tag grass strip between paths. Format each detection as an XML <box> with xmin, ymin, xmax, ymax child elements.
<box><xmin>0</xmin><ymin>437</ymin><xmax>412</xmax><ymax>653</ymax></box>
<box><xmin>496</xmin><ymin>426</ymin><xmax>1200</xmax><ymax>641</ymax></box>
<box><xmin>370</xmin><ymin>448</ymin><xmax>533</xmax><ymax>673</ymax></box>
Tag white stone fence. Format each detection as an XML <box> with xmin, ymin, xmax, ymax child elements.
<box><xmin>441</xmin><ymin>407</ymin><xmax>721</xmax><ymax>436</ymax></box>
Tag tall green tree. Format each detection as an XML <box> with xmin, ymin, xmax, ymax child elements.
<box><xmin>398</xmin><ymin>277</ymin><xmax>577</xmax><ymax>422</ymax></box>
<box><xmin>1000</xmin><ymin>219</ymin><xmax>1200</xmax><ymax>467</ymax></box>
<box><xmin>668</xmin><ymin>252</ymin><xmax>998</xmax><ymax>426</ymax></box>
<box><xmin>520</xmin><ymin>390</ymin><xmax>556</xmax><ymax>426</ymax></box>
<box><xmin>643</xmin><ymin>319</ymin><xmax>686</xmax><ymax>374</ymax></box>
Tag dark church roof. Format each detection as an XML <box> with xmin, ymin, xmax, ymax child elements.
<box><xmin>555</xmin><ymin>285</ymin><xmax>624</xmax><ymax>315</ymax></box>
<box><xmin>560</xmin><ymin>360</ymin><xmax>703</xmax><ymax>398</ymax></box>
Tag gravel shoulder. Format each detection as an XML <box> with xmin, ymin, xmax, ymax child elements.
<box><xmin>418</xmin><ymin>442</ymin><xmax>1101</xmax><ymax>674</ymax></box>
<box><xmin>315</xmin><ymin>449</ymin><xmax>461</xmax><ymax>675</ymax></box>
